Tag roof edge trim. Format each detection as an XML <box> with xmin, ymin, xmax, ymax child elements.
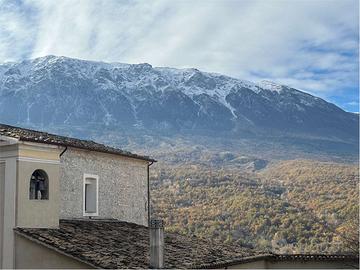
<box><xmin>19</xmin><ymin>137</ymin><xmax>157</xmax><ymax>163</ymax></box>
<box><xmin>0</xmin><ymin>135</ymin><xmax>19</xmax><ymax>145</ymax></box>
<box><xmin>14</xmin><ymin>229</ymin><xmax>101</xmax><ymax>269</ymax></box>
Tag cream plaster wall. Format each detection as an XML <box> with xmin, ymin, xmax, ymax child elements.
<box><xmin>1</xmin><ymin>143</ymin><xmax>18</xmax><ymax>269</ymax></box>
<box><xmin>15</xmin><ymin>234</ymin><xmax>92</xmax><ymax>269</ymax></box>
<box><xmin>1</xmin><ymin>141</ymin><xmax>62</xmax><ymax>268</ymax></box>
<box><xmin>16</xmin><ymin>160</ymin><xmax>60</xmax><ymax>228</ymax></box>
<box><xmin>1</xmin><ymin>140</ymin><xmax>150</xmax><ymax>269</ymax></box>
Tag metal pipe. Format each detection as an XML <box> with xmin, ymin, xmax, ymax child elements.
<box><xmin>150</xmin><ymin>219</ymin><xmax>164</xmax><ymax>269</ymax></box>
<box><xmin>59</xmin><ymin>146</ymin><xmax>68</xmax><ymax>157</ymax></box>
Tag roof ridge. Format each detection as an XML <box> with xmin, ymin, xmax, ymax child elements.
<box><xmin>59</xmin><ymin>218</ymin><xmax>148</xmax><ymax>228</ymax></box>
<box><xmin>0</xmin><ymin>123</ymin><xmax>97</xmax><ymax>143</ymax></box>
<box><xmin>0</xmin><ymin>123</ymin><xmax>156</xmax><ymax>162</ymax></box>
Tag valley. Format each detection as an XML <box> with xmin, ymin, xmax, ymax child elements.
<box><xmin>0</xmin><ymin>55</ymin><xmax>358</xmax><ymax>254</ymax></box>
<box><xmin>150</xmin><ymin>158</ymin><xmax>359</xmax><ymax>254</ymax></box>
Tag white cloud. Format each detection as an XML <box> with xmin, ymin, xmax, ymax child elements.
<box><xmin>0</xmin><ymin>0</ymin><xmax>358</xmax><ymax>102</ymax></box>
<box><xmin>0</xmin><ymin>0</ymin><xmax>37</xmax><ymax>61</ymax></box>
<box><xmin>347</xmin><ymin>101</ymin><xmax>359</xmax><ymax>106</ymax></box>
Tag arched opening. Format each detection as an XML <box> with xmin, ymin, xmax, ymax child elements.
<box><xmin>29</xmin><ymin>170</ymin><xmax>49</xmax><ymax>200</ymax></box>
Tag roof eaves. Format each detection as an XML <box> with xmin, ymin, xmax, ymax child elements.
<box><xmin>19</xmin><ymin>136</ymin><xmax>157</xmax><ymax>163</ymax></box>
<box><xmin>14</xmin><ymin>229</ymin><xmax>102</xmax><ymax>269</ymax></box>
<box><xmin>191</xmin><ymin>254</ymin><xmax>273</xmax><ymax>269</ymax></box>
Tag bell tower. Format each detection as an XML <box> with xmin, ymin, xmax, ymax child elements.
<box><xmin>0</xmin><ymin>136</ymin><xmax>61</xmax><ymax>268</ymax></box>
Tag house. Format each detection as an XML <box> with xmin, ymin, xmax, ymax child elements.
<box><xmin>0</xmin><ymin>123</ymin><xmax>257</xmax><ymax>269</ymax></box>
<box><xmin>0</xmin><ymin>123</ymin><xmax>358</xmax><ymax>269</ymax></box>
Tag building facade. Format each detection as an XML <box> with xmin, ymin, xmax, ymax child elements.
<box><xmin>0</xmin><ymin>124</ymin><xmax>154</xmax><ymax>268</ymax></box>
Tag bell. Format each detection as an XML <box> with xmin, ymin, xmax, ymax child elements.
<box><xmin>38</xmin><ymin>180</ymin><xmax>45</xmax><ymax>191</ymax></box>
<box><xmin>37</xmin><ymin>190</ymin><xmax>42</xmax><ymax>200</ymax></box>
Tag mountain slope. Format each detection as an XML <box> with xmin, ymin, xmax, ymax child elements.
<box><xmin>0</xmin><ymin>55</ymin><xmax>358</xmax><ymax>157</ymax></box>
<box><xmin>151</xmin><ymin>160</ymin><xmax>359</xmax><ymax>253</ymax></box>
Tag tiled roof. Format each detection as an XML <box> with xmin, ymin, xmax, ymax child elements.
<box><xmin>0</xmin><ymin>123</ymin><xmax>155</xmax><ymax>162</ymax></box>
<box><xmin>14</xmin><ymin>219</ymin><xmax>258</xmax><ymax>269</ymax></box>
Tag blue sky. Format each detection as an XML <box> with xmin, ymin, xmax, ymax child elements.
<box><xmin>0</xmin><ymin>0</ymin><xmax>359</xmax><ymax>112</ymax></box>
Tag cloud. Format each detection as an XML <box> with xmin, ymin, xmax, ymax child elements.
<box><xmin>0</xmin><ymin>0</ymin><xmax>37</xmax><ymax>61</ymax></box>
<box><xmin>0</xmin><ymin>0</ymin><xmax>358</xmax><ymax>109</ymax></box>
<box><xmin>347</xmin><ymin>101</ymin><xmax>359</xmax><ymax>106</ymax></box>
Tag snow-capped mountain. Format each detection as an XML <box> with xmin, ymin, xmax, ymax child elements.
<box><xmin>0</xmin><ymin>55</ymin><xmax>358</xmax><ymax>151</ymax></box>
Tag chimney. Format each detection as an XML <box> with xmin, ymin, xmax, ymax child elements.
<box><xmin>150</xmin><ymin>219</ymin><xmax>164</xmax><ymax>269</ymax></box>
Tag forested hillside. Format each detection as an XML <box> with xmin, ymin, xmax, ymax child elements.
<box><xmin>0</xmin><ymin>55</ymin><xmax>357</xmax><ymax>255</ymax></box>
<box><xmin>151</xmin><ymin>160</ymin><xmax>359</xmax><ymax>254</ymax></box>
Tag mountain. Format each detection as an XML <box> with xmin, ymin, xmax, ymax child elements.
<box><xmin>2</xmin><ymin>56</ymin><xmax>357</xmax><ymax>255</ymax></box>
<box><xmin>0</xmin><ymin>55</ymin><xmax>358</xmax><ymax>159</ymax></box>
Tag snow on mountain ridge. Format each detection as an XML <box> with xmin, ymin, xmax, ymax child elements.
<box><xmin>0</xmin><ymin>55</ymin><xmax>324</xmax><ymax>114</ymax></box>
<box><xmin>258</xmin><ymin>80</ymin><xmax>284</xmax><ymax>93</ymax></box>
<box><xmin>0</xmin><ymin>55</ymin><xmax>278</xmax><ymax>92</ymax></box>
<box><xmin>0</xmin><ymin>55</ymin><xmax>357</xmax><ymax>148</ymax></box>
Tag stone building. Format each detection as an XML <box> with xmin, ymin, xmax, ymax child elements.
<box><xmin>0</xmin><ymin>123</ymin><xmax>358</xmax><ymax>269</ymax></box>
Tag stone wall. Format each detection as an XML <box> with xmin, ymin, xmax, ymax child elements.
<box><xmin>59</xmin><ymin>148</ymin><xmax>149</xmax><ymax>226</ymax></box>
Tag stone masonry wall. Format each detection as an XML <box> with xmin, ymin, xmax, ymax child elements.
<box><xmin>59</xmin><ymin>148</ymin><xmax>148</xmax><ymax>226</ymax></box>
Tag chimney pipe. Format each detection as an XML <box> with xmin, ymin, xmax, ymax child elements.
<box><xmin>150</xmin><ymin>219</ymin><xmax>164</xmax><ymax>269</ymax></box>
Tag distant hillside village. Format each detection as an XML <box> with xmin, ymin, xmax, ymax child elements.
<box><xmin>0</xmin><ymin>123</ymin><xmax>358</xmax><ymax>269</ymax></box>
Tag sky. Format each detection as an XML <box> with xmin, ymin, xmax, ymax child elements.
<box><xmin>0</xmin><ymin>0</ymin><xmax>359</xmax><ymax>112</ymax></box>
